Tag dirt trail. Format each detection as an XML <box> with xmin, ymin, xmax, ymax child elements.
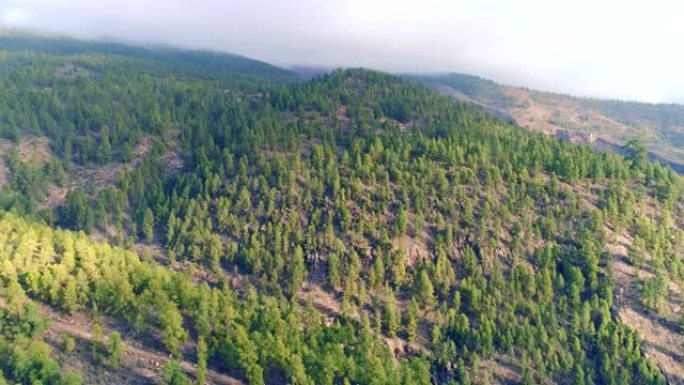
<box><xmin>0</xmin><ymin>298</ymin><xmax>244</xmax><ymax>385</ymax></box>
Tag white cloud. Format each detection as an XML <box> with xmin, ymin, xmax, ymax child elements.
<box><xmin>1</xmin><ymin>7</ymin><xmax>31</xmax><ymax>26</ymax></box>
<box><xmin>0</xmin><ymin>0</ymin><xmax>683</xmax><ymax>103</ymax></box>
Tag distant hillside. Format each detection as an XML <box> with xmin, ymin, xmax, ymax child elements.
<box><xmin>412</xmin><ymin>73</ymin><xmax>684</xmax><ymax>171</ymax></box>
<box><xmin>289</xmin><ymin>65</ymin><xmax>333</xmax><ymax>80</ymax></box>
<box><xmin>0</xmin><ymin>34</ymin><xmax>298</xmax><ymax>82</ymax></box>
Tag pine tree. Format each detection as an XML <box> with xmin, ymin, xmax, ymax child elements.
<box><xmin>391</xmin><ymin>245</ymin><xmax>407</xmax><ymax>288</ymax></box>
<box><xmin>108</xmin><ymin>331</ymin><xmax>124</xmax><ymax>368</ymax></box>
<box><xmin>384</xmin><ymin>286</ymin><xmax>400</xmax><ymax>337</ymax></box>
<box><xmin>327</xmin><ymin>252</ymin><xmax>341</xmax><ymax>290</ymax></box>
<box><xmin>142</xmin><ymin>208</ymin><xmax>155</xmax><ymax>243</ymax></box>
<box><xmin>100</xmin><ymin>134</ymin><xmax>112</xmax><ymax>164</ymax></box>
<box><xmin>196</xmin><ymin>336</ymin><xmax>208</xmax><ymax>385</ymax></box>
<box><xmin>416</xmin><ymin>270</ymin><xmax>436</xmax><ymax>310</ymax></box>
<box><xmin>288</xmin><ymin>246</ymin><xmax>307</xmax><ymax>298</ymax></box>
<box><xmin>162</xmin><ymin>361</ymin><xmax>191</xmax><ymax>385</ymax></box>
<box><xmin>91</xmin><ymin>322</ymin><xmax>105</xmax><ymax>365</ymax></box>
<box><xmin>161</xmin><ymin>302</ymin><xmax>188</xmax><ymax>359</ymax></box>
<box><xmin>62</xmin><ymin>335</ymin><xmax>76</xmax><ymax>354</ymax></box>
<box><xmin>406</xmin><ymin>298</ymin><xmax>420</xmax><ymax>342</ymax></box>
<box><xmin>434</xmin><ymin>248</ymin><xmax>455</xmax><ymax>296</ymax></box>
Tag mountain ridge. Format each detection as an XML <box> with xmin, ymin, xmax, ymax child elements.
<box><xmin>0</xmin><ymin>33</ymin><xmax>298</xmax><ymax>82</ymax></box>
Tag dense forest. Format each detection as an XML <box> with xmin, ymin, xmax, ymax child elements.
<box><xmin>0</xmin><ymin>36</ymin><xmax>683</xmax><ymax>384</ymax></box>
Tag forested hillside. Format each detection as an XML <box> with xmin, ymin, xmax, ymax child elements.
<box><xmin>414</xmin><ymin>73</ymin><xmax>684</xmax><ymax>171</ymax></box>
<box><xmin>0</xmin><ymin>37</ymin><xmax>683</xmax><ymax>384</ymax></box>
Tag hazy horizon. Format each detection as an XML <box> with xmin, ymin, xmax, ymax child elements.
<box><xmin>2</xmin><ymin>0</ymin><xmax>682</xmax><ymax>104</ymax></box>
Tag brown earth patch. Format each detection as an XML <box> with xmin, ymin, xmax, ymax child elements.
<box><xmin>402</xmin><ymin>231</ymin><xmax>432</xmax><ymax>267</ymax></box>
<box><xmin>480</xmin><ymin>355</ymin><xmax>522</xmax><ymax>384</ymax></box>
<box><xmin>0</xmin><ymin>158</ymin><xmax>7</xmax><ymax>189</ymax></box>
<box><xmin>54</xmin><ymin>64</ymin><xmax>91</xmax><ymax>78</ymax></box>
<box><xmin>0</xmin><ymin>136</ymin><xmax>52</xmax><ymax>166</ymax></box>
<box><xmin>301</xmin><ymin>281</ymin><xmax>341</xmax><ymax>321</ymax></box>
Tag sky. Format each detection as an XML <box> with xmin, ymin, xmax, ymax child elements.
<box><xmin>1</xmin><ymin>0</ymin><xmax>683</xmax><ymax>103</ymax></box>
